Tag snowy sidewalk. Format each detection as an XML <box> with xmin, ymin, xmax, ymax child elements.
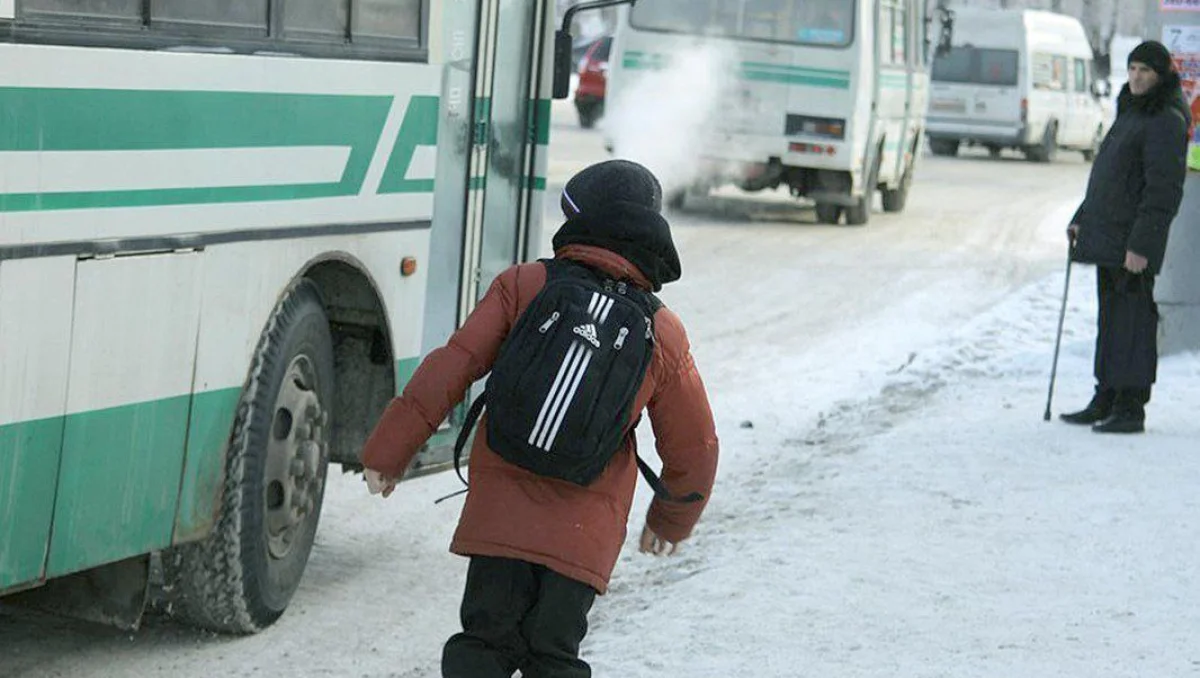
<box><xmin>587</xmin><ymin>267</ymin><xmax>1200</xmax><ymax>678</ymax></box>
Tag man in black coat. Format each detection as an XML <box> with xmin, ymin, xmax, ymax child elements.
<box><xmin>1062</xmin><ymin>40</ymin><xmax>1190</xmax><ymax>433</ymax></box>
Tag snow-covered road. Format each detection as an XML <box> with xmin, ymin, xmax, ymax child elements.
<box><xmin>3</xmin><ymin>106</ymin><xmax>1197</xmax><ymax>678</ymax></box>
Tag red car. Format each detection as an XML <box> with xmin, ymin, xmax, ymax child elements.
<box><xmin>573</xmin><ymin>36</ymin><xmax>611</xmax><ymax>129</ymax></box>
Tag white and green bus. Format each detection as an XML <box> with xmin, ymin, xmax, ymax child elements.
<box><xmin>0</xmin><ymin>0</ymin><xmax>618</xmax><ymax>633</ymax></box>
<box><xmin>606</xmin><ymin>0</ymin><xmax>951</xmax><ymax>225</ymax></box>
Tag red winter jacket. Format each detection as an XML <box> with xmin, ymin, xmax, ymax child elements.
<box><xmin>361</xmin><ymin>244</ymin><xmax>719</xmax><ymax>593</ymax></box>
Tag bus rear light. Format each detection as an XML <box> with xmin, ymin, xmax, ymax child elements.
<box><xmin>401</xmin><ymin>257</ymin><xmax>418</xmax><ymax>277</ymax></box>
<box><xmin>788</xmin><ymin>142</ymin><xmax>837</xmax><ymax>156</ymax></box>
<box><xmin>1021</xmin><ymin>97</ymin><xmax>1028</xmax><ymax>123</ymax></box>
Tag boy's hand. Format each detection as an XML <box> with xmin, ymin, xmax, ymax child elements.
<box><xmin>639</xmin><ymin>525</ymin><xmax>681</xmax><ymax>556</ymax></box>
<box><xmin>364</xmin><ymin>469</ymin><xmax>396</xmax><ymax>498</ymax></box>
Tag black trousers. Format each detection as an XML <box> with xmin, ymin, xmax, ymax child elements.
<box><xmin>1094</xmin><ymin>266</ymin><xmax>1158</xmax><ymax>395</ymax></box>
<box><xmin>442</xmin><ymin>556</ymin><xmax>596</xmax><ymax>678</ymax></box>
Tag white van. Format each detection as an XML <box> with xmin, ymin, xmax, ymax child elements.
<box><xmin>926</xmin><ymin>8</ymin><xmax>1108</xmax><ymax>162</ymax></box>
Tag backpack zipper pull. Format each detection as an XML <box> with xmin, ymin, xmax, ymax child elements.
<box><xmin>614</xmin><ymin>327</ymin><xmax>629</xmax><ymax>349</ymax></box>
<box><xmin>539</xmin><ymin>311</ymin><xmax>560</xmax><ymax>333</ymax></box>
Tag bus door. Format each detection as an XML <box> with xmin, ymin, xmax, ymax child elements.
<box><xmin>0</xmin><ymin>257</ymin><xmax>75</xmax><ymax>592</ymax></box>
<box><xmin>462</xmin><ymin>0</ymin><xmax>545</xmax><ymax>309</ymax></box>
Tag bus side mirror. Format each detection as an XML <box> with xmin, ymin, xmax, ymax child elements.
<box><xmin>553</xmin><ymin>0</ymin><xmax>636</xmax><ymax>99</ymax></box>
<box><xmin>553</xmin><ymin>29</ymin><xmax>573</xmax><ymax>100</ymax></box>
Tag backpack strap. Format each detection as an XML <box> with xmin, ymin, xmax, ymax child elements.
<box><xmin>635</xmin><ymin>454</ymin><xmax>704</xmax><ymax>504</ymax></box>
<box><xmin>447</xmin><ymin>393</ymin><xmax>487</xmax><ymax>491</ymax></box>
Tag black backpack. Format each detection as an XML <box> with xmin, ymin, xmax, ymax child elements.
<box><xmin>451</xmin><ymin>258</ymin><xmax>701</xmax><ymax>503</ymax></box>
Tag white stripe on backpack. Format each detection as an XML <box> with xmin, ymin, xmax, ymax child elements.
<box><xmin>527</xmin><ymin>291</ymin><xmax>613</xmax><ymax>451</ymax></box>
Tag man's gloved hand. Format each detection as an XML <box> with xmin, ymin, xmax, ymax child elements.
<box><xmin>364</xmin><ymin>469</ymin><xmax>396</xmax><ymax>498</ymax></box>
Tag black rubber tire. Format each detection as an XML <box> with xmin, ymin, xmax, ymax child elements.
<box><xmin>814</xmin><ymin>203</ymin><xmax>842</xmax><ymax>224</ymax></box>
<box><xmin>163</xmin><ymin>280</ymin><xmax>334</xmax><ymax>634</ymax></box>
<box><xmin>929</xmin><ymin>138</ymin><xmax>959</xmax><ymax>157</ymax></box>
<box><xmin>1026</xmin><ymin>123</ymin><xmax>1058</xmax><ymax>163</ymax></box>
<box><xmin>1082</xmin><ymin>125</ymin><xmax>1102</xmax><ymax>162</ymax></box>
<box><xmin>576</xmin><ymin>103</ymin><xmax>601</xmax><ymax>129</ymax></box>
<box><xmin>845</xmin><ymin>148</ymin><xmax>882</xmax><ymax>226</ymax></box>
<box><xmin>883</xmin><ymin>141</ymin><xmax>918</xmax><ymax>214</ymax></box>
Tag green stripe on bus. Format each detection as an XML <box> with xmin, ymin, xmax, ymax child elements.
<box><xmin>0</xmin><ymin>88</ymin><xmax>395</xmax><ymax>212</ymax></box>
<box><xmin>378</xmin><ymin>95</ymin><xmax>441</xmax><ymax>194</ymax></box>
<box><xmin>622</xmin><ymin>52</ymin><xmax>851</xmax><ymax>89</ymax></box>
<box><xmin>0</xmin><ymin>416</ymin><xmax>64</xmax><ymax>590</ymax></box>
<box><xmin>173</xmin><ymin>388</ymin><xmax>243</xmax><ymax>544</ymax></box>
<box><xmin>46</xmin><ymin>394</ymin><xmax>194</xmax><ymax>577</ymax></box>
<box><xmin>533</xmin><ymin>99</ymin><xmax>552</xmax><ymax>145</ymax></box>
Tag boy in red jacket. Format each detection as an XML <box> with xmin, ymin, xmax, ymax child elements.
<box><xmin>361</xmin><ymin>159</ymin><xmax>719</xmax><ymax>677</ymax></box>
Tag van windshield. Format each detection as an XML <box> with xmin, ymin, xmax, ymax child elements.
<box><xmin>932</xmin><ymin>46</ymin><xmax>1019</xmax><ymax>86</ymax></box>
<box><xmin>629</xmin><ymin>0</ymin><xmax>854</xmax><ymax>47</ymax></box>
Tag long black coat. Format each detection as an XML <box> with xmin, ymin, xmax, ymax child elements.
<box><xmin>1071</xmin><ymin>72</ymin><xmax>1190</xmax><ymax>274</ymax></box>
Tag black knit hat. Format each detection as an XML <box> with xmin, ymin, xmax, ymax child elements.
<box><xmin>553</xmin><ymin>160</ymin><xmax>680</xmax><ymax>291</ymax></box>
<box><xmin>560</xmin><ymin>159</ymin><xmax>663</xmax><ymax>217</ymax></box>
<box><xmin>1128</xmin><ymin>40</ymin><xmax>1173</xmax><ymax>77</ymax></box>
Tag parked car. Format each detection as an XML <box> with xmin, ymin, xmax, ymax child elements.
<box><xmin>574</xmin><ymin>36</ymin><xmax>611</xmax><ymax>129</ymax></box>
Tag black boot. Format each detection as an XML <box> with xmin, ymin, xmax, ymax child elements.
<box><xmin>1060</xmin><ymin>387</ymin><xmax>1114</xmax><ymax>425</ymax></box>
<box><xmin>1092</xmin><ymin>389</ymin><xmax>1148</xmax><ymax>434</ymax></box>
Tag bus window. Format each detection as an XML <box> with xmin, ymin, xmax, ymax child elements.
<box><xmin>21</xmin><ymin>0</ymin><xmax>141</xmax><ymax>24</ymax></box>
<box><xmin>150</xmin><ymin>0</ymin><xmax>269</xmax><ymax>32</ymax></box>
<box><xmin>629</xmin><ymin>0</ymin><xmax>853</xmax><ymax>47</ymax></box>
<box><xmin>282</xmin><ymin>0</ymin><xmax>348</xmax><ymax>42</ymax></box>
<box><xmin>352</xmin><ymin>0</ymin><xmax>421</xmax><ymax>42</ymax></box>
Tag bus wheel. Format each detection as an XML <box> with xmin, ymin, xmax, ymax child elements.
<box><xmin>845</xmin><ymin>150</ymin><xmax>881</xmax><ymax>226</ymax></box>
<box><xmin>164</xmin><ymin>280</ymin><xmax>334</xmax><ymax>634</ymax></box>
<box><xmin>882</xmin><ymin>157</ymin><xmax>913</xmax><ymax>214</ymax></box>
<box><xmin>814</xmin><ymin>203</ymin><xmax>842</xmax><ymax>224</ymax></box>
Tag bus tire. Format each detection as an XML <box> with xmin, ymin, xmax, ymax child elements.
<box><xmin>163</xmin><ymin>279</ymin><xmax>334</xmax><ymax>634</ymax></box>
<box><xmin>882</xmin><ymin>156</ymin><xmax>913</xmax><ymax>213</ymax></box>
<box><xmin>814</xmin><ymin>203</ymin><xmax>842</xmax><ymax>224</ymax></box>
<box><xmin>845</xmin><ymin>148</ymin><xmax>882</xmax><ymax>226</ymax></box>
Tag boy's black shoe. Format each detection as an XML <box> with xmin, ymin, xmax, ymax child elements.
<box><xmin>1060</xmin><ymin>387</ymin><xmax>1114</xmax><ymax>425</ymax></box>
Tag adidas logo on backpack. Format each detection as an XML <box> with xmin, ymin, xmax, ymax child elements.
<box><xmin>572</xmin><ymin>322</ymin><xmax>601</xmax><ymax>348</ymax></box>
<box><xmin>451</xmin><ymin>258</ymin><xmax>700</xmax><ymax>503</ymax></box>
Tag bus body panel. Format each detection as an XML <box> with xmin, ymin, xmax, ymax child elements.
<box><xmin>0</xmin><ymin>257</ymin><xmax>74</xmax><ymax>590</ymax></box>
<box><xmin>1</xmin><ymin>0</ymin><xmax>553</xmax><ymax>604</ymax></box>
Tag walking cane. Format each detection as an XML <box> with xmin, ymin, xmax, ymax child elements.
<box><xmin>1043</xmin><ymin>246</ymin><xmax>1073</xmax><ymax>421</ymax></box>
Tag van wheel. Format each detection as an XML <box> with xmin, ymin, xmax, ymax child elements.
<box><xmin>1082</xmin><ymin>126</ymin><xmax>1102</xmax><ymax>162</ymax></box>
<box><xmin>814</xmin><ymin>203</ymin><xmax>842</xmax><ymax>224</ymax></box>
<box><xmin>163</xmin><ymin>280</ymin><xmax>334</xmax><ymax>634</ymax></box>
<box><xmin>1025</xmin><ymin>123</ymin><xmax>1058</xmax><ymax>163</ymax></box>
<box><xmin>929</xmin><ymin>138</ymin><xmax>959</xmax><ymax>157</ymax></box>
